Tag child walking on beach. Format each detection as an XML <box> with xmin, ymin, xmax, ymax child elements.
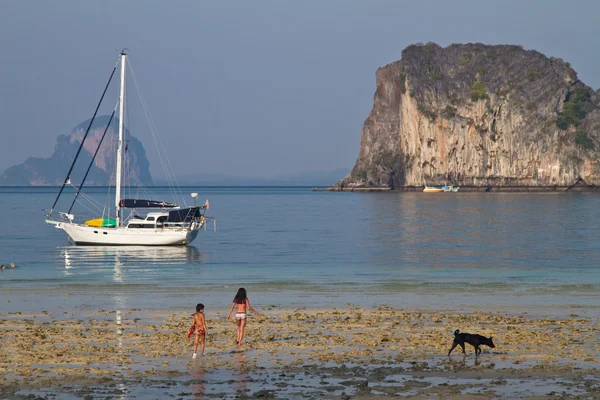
<box><xmin>191</xmin><ymin>303</ymin><xmax>208</xmax><ymax>358</ymax></box>
<box><xmin>226</xmin><ymin>288</ymin><xmax>259</xmax><ymax>347</ymax></box>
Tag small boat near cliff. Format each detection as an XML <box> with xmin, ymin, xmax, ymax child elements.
<box><xmin>423</xmin><ymin>184</ymin><xmax>459</xmax><ymax>192</ymax></box>
<box><xmin>423</xmin><ymin>186</ymin><xmax>444</xmax><ymax>193</ymax></box>
<box><xmin>45</xmin><ymin>50</ymin><xmax>214</xmax><ymax>245</ymax></box>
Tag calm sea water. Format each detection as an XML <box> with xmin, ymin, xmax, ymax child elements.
<box><xmin>1</xmin><ymin>187</ymin><xmax>599</xmax><ymax>315</ymax></box>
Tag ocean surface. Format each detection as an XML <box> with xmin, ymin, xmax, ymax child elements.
<box><xmin>1</xmin><ymin>187</ymin><xmax>599</xmax><ymax>316</ymax></box>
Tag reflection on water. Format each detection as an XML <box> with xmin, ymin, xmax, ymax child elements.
<box><xmin>62</xmin><ymin>245</ymin><xmax>204</xmax><ymax>264</ymax></box>
<box><xmin>60</xmin><ymin>245</ymin><xmax>206</xmax><ymax>281</ymax></box>
<box><xmin>64</xmin><ymin>249</ymin><xmax>72</xmax><ymax>271</ymax></box>
<box><xmin>448</xmin><ymin>354</ymin><xmax>481</xmax><ymax>368</ymax></box>
<box><xmin>190</xmin><ymin>360</ymin><xmax>207</xmax><ymax>399</ymax></box>
<box><xmin>114</xmin><ymin>286</ymin><xmax>128</xmax><ymax>398</ymax></box>
<box><xmin>362</xmin><ymin>193</ymin><xmax>600</xmax><ymax>285</ymax></box>
<box><xmin>114</xmin><ymin>252</ymin><xmax>123</xmax><ymax>283</ymax></box>
<box><xmin>234</xmin><ymin>352</ymin><xmax>248</xmax><ymax>396</ymax></box>
<box><xmin>115</xmin><ymin>306</ymin><xmax>127</xmax><ymax>398</ymax></box>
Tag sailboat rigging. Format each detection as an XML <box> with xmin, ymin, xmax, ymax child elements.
<box><xmin>45</xmin><ymin>50</ymin><xmax>212</xmax><ymax>245</ymax></box>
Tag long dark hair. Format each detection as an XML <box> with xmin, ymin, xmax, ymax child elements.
<box><xmin>233</xmin><ymin>287</ymin><xmax>247</xmax><ymax>304</ymax></box>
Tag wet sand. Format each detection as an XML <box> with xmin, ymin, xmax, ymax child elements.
<box><xmin>1</xmin><ymin>306</ymin><xmax>599</xmax><ymax>399</ymax></box>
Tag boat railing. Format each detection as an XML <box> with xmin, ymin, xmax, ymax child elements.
<box><xmin>48</xmin><ymin>212</ymin><xmax>211</xmax><ymax>230</ymax></box>
<box><xmin>159</xmin><ymin>216</ymin><xmax>207</xmax><ymax>231</ymax></box>
<box><xmin>46</xmin><ymin>212</ymin><xmax>86</xmax><ymax>225</ymax></box>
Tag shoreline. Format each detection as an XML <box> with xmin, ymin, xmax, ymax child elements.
<box><xmin>323</xmin><ymin>185</ymin><xmax>600</xmax><ymax>192</ymax></box>
<box><xmin>2</xmin><ymin>305</ymin><xmax>599</xmax><ymax>398</ymax></box>
<box><xmin>3</xmin><ymin>284</ymin><xmax>599</xmax><ymax>320</ymax></box>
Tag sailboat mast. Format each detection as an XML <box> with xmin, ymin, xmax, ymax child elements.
<box><xmin>115</xmin><ymin>50</ymin><xmax>127</xmax><ymax>227</ymax></box>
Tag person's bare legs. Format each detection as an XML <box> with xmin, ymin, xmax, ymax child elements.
<box><xmin>236</xmin><ymin>319</ymin><xmax>242</xmax><ymax>345</ymax></box>
<box><xmin>238</xmin><ymin>319</ymin><xmax>246</xmax><ymax>347</ymax></box>
<box><xmin>199</xmin><ymin>334</ymin><xmax>205</xmax><ymax>356</ymax></box>
<box><xmin>193</xmin><ymin>333</ymin><xmax>200</xmax><ymax>358</ymax></box>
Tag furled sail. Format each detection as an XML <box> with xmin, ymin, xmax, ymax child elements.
<box><xmin>119</xmin><ymin>199</ymin><xmax>178</xmax><ymax>208</ymax></box>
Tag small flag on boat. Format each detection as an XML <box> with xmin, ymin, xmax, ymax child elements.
<box><xmin>204</xmin><ymin>199</ymin><xmax>210</xmax><ymax>210</ymax></box>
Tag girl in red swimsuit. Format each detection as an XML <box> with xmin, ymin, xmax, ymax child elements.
<box><xmin>191</xmin><ymin>303</ymin><xmax>208</xmax><ymax>358</ymax></box>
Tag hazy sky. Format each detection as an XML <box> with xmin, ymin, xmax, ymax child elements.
<box><xmin>2</xmin><ymin>1</ymin><xmax>600</xmax><ymax>179</ymax></box>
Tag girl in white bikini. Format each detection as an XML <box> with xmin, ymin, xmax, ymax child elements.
<box><xmin>226</xmin><ymin>287</ymin><xmax>259</xmax><ymax>347</ymax></box>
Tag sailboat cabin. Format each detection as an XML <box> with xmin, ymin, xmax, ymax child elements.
<box><xmin>126</xmin><ymin>212</ymin><xmax>169</xmax><ymax>229</ymax></box>
<box><xmin>125</xmin><ymin>207</ymin><xmax>204</xmax><ymax>229</ymax></box>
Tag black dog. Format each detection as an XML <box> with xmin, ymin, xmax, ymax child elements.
<box><xmin>448</xmin><ymin>329</ymin><xmax>495</xmax><ymax>356</ymax></box>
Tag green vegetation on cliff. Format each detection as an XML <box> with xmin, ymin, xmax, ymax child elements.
<box><xmin>557</xmin><ymin>86</ymin><xmax>591</xmax><ymax>130</ymax></box>
<box><xmin>470</xmin><ymin>81</ymin><xmax>489</xmax><ymax>101</ymax></box>
<box><xmin>575</xmin><ymin>131</ymin><xmax>594</xmax><ymax>149</ymax></box>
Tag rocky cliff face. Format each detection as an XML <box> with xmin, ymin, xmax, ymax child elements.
<box><xmin>1</xmin><ymin>116</ymin><xmax>152</xmax><ymax>186</ymax></box>
<box><xmin>336</xmin><ymin>43</ymin><xmax>600</xmax><ymax>189</ymax></box>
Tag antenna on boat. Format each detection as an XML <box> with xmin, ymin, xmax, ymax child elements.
<box><xmin>191</xmin><ymin>193</ymin><xmax>198</xmax><ymax>206</ymax></box>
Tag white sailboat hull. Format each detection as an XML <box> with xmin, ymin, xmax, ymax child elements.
<box><xmin>46</xmin><ymin>220</ymin><xmax>200</xmax><ymax>246</ymax></box>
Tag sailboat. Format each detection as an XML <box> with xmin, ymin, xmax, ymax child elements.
<box><xmin>45</xmin><ymin>50</ymin><xmax>212</xmax><ymax>245</ymax></box>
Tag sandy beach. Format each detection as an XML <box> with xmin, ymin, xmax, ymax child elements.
<box><xmin>2</xmin><ymin>304</ymin><xmax>599</xmax><ymax>399</ymax></box>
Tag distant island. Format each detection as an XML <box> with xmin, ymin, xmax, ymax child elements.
<box><xmin>0</xmin><ymin>116</ymin><xmax>152</xmax><ymax>186</ymax></box>
<box><xmin>334</xmin><ymin>43</ymin><xmax>600</xmax><ymax>191</ymax></box>
<box><xmin>0</xmin><ymin>117</ymin><xmax>346</xmax><ymax>187</ymax></box>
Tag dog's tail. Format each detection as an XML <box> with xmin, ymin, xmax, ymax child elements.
<box><xmin>454</xmin><ymin>329</ymin><xmax>460</xmax><ymax>336</ymax></box>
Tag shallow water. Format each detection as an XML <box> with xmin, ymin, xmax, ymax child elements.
<box><xmin>1</xmin><ymin>187</ymin><xmax>599</xmax><ymax>315</ymax></box>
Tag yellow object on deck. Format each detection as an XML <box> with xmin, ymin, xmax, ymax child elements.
<box><xmin>423</xmin><ymin>187</ymin><xmax>443</xmax><ymax>193</ymax></box>
<box><xmin>85</xmin><ymin>218</ymin><xmax>117</xmax><ymax>228</ymax></box>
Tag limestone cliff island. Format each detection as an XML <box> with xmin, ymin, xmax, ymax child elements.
<box><xmin>0</xmin><ymin>116</ymin><xmax>152</xmax><ymax>186</ymax></box>
<box><xmin>333</xmin><ymin>43</ymin><xmax>600</xmax><ymax>192</ymax></box>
